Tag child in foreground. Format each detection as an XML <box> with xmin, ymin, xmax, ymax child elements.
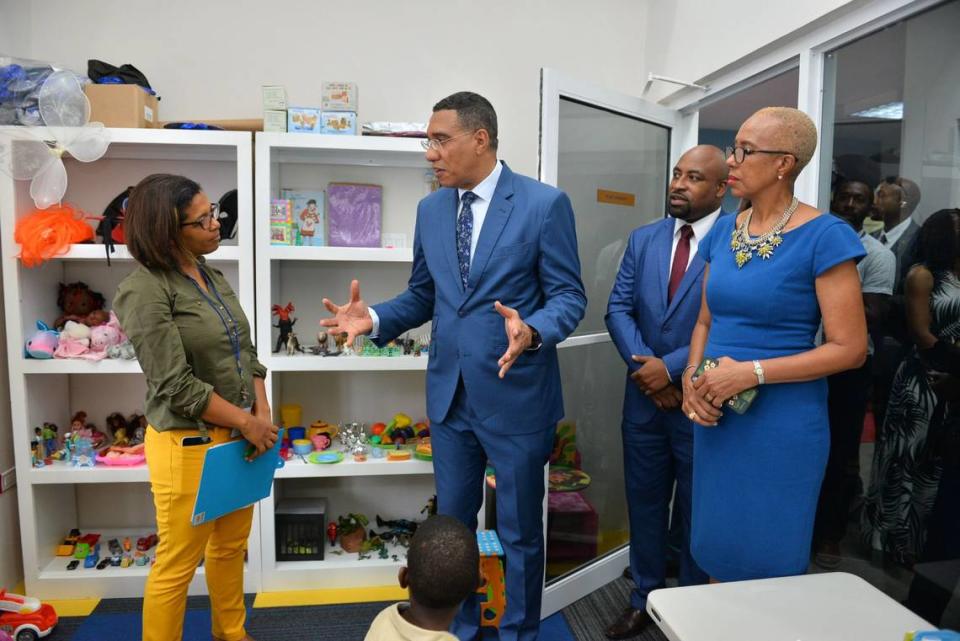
<box><xmin>365</xmin><ymin>515</ymin><xmax>480</xmax><ymax>641</ymax></box>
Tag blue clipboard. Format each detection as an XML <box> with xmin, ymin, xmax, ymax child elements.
<box><xmin>191</xmin><ymin>430</ymin><xmax>285</xmax><ymax>526</ymax></box>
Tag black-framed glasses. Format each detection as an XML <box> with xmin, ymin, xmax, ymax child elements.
<box><xmin>180</xmin><ymin>203</ymin><xmax>223</xmax><ymax>231</ymax></box>
<box><xmin>725</xmin><ymin>146</ymin><xmax>796</xmax><ymax>164</ymax></box>
<box><xmin>420</xmin><ymin>130</ymin><xmax>477</xmax><ymax>152</ymax></box>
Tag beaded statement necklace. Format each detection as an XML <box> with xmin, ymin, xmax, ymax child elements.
<box><xmin>730</xmin><ymin>196</ymin><xmax>799</xmax><ymax>268</ymax></box>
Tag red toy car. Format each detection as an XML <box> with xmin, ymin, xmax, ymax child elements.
<box><xmin>0</xmin><ymin>589</ymin><xmax>58</xmax><ymax>641</ymax></box>
<box><xmin>136</xmin><ymin>533</ymin><xmax>158</xmax><ymax>552</ymax></box>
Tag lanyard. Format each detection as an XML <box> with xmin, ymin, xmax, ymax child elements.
<box><xmin>183</xmin><ymin>266</ymin><xmax>249</xmax><ymax>404</ymax></box>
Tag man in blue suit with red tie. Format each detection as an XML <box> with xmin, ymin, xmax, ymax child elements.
<box><xmin>321</xmin><ymin>92</ymin><xmax>586</xmax><ymax>641</ymax></box>
<box><xmin>603</xmin><ymin>145</ymin><xmax>728</xmax><ymax>639</ymax></box>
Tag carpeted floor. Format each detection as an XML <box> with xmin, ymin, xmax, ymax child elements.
<box><xmin>43</xmin><ymin>594</ymin><xmax>580</xmax><ymax>641</ymax></box>
<box><xmin>562</xmin><ymin>577</ymin><xmax>668</xmax><ymax>641</ymax></box>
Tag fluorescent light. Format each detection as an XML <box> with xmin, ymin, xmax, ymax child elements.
<box><xmin>851</xmin><ymin>102</ymin><xmax>903</xmax><ymax>119</ymax></box>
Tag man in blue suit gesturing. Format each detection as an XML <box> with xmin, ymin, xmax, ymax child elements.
<box><xmin>321</xmin><ymin>92</ymin><xmax>586</xmax><ymax>641</ymax></box>
<box><xmin>603</xmin><ymin>145</ymin><xmax>727</xmax><ymax>639</ymax></box>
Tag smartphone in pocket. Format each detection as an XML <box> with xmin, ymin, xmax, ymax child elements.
<box><xmin>180</xmin><ymin>435</ymin><xmax>211</xmax><ymax>447</ymax></box>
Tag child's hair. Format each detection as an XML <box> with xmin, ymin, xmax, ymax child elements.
<box><xmin>406</xmin><ymin>515</ymin><xmax>479</xmax><ymax>609</ymax></box>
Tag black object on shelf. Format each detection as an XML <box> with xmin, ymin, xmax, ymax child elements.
<box><xmin>275</xmin><ymin>497</ymin><xmax>327</xmax><ymax>561</ymax></box>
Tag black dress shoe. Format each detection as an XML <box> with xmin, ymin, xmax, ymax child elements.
<box><xmin>622</xmin><ymin>566</ymin><xmax>632</xmax><ymax>580</ymax></box>
<box><xmin>605</xmin><ymin>607</ymin><xmax>653</xmax><ymax>639</ymax></box>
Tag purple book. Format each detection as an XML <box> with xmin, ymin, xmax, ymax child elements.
<box><xmin>327</xmin><ymin>183</ymin><xmax>382</xmax><ymax>248</ymax></box>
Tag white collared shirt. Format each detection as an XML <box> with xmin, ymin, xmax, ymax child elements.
<box><xmin>458</xmin><ymin>160</ymin><xmax>504</xmax><ymax>262</ymax></box>
<box><xmin>670</xmin><ymin>207</ymin><xmax>722</xmax><ymax>268</ymax></box>
<box><xmin>880</xmin><ymin>217</ymin><xmax>912</xmax><ymax>247</ymax></box>
<box><xmin>369</xmin><ymin>160</ymin><xmax>503</xmax><ymax>337</ymax></box>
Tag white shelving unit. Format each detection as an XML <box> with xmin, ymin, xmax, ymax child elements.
<box><xmin>254</xmin><ymin>132</ymin><xmax>439</xmax><ymax>592</ymax></box>
<box><xmin>0</xmin><ymin>128</ymin><xmax>259</xmax><ymax>599</ymax></box>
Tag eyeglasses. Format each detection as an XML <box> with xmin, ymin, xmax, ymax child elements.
<box><xmin>420</xmin><ymin>130</ymin><xmax>476</xmax><ymax>152</ymax></box>
<box><xmin>180</xmin><ymin>203</ymin><xmax>223</xmax><ymax>231</ymax></box>
<box><xmin>725</xmin><ymin>146</ymin><xmax>796</xmax><ymax>165</ymax></box>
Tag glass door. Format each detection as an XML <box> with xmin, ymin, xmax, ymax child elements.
<box><xmin>539</xmin><ymin>68</ymin><xmax>687</xmax><ymax>615</ymax></box>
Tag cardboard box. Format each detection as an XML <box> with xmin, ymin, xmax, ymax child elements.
<box><xmin>263</xmin><ymin>110</ymin><xmax>287</xmax><ymax>132</ymax></box>
<box><xmin>84</xmin><ymin>84</ymin><xmax>159</xmax><ymax>128</ymax></box>
<box><xmin>262</xmin><ymin>85</ymin><xmax>287</xmax><ymax>110</ymax></box>
<box><xmin>288</xmin><ymin>107</ymin><xmax>321</xmax><ymax>133</ymax></box>
<box><xmin>321</xmin><ymin>81</ymin><xmax>358</xmax><ymax>111</ymax></box>
<box><xmin>320</xmin><ymin>111</ymin><xmax>357</xmax><ymax>135</ymax></box>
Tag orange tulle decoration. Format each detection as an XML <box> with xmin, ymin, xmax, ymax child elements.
<box><xmin>15</xmin><ymin>204</ymin><xmax>95</xmax><ymax>267</ymax></box>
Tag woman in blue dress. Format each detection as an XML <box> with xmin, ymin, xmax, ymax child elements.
<box><xmin>680</xmin><ymin>107</ymin><xmax>868</xmax><ymax>581</ymax></box>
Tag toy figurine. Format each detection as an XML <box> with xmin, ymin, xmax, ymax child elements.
<box><xmin>272</xmin><ymin>302</ymin><xmax>296</xmax><ymax>353</ymax></box>
<box><xmin>376</xmin><ymin>515</ymin><xmax>418</xmax><ymax>535</ymax></box>
<box><xmin>333</xmin><ymin>331</ymin><xmax>349</xmax><ymax>355</ymax></box>
<box><xmin>71</xmin><ymin>436</ymin><xmax>96</xmax><ymax>467</ymax></box>
<box><xmin>285</xmin><ymin>331</ymin><xmax>304</xmax><ymax>355</ymax></box>
<box><xmin>70</xmin><ymin>411</ymin><xmax>87</xmax><ymax>435</ymax></box>
<box><xmin>42</xmin><ymin>422</ymin><xmax>59</xmax><ymax>457</ymax></box>
<box><xmin>316</xmin><ymin>330</ymin><xmax>329</xmax><ymax>355</ymax></box>
<box><xmin>326</xmin><ymin>522</ymin><xmax>338</xmax><ymax>546</ymax></box>
<box><xmin>105</xmin><ymin>413</ymin><xmax>129</xmax><ymax>447</ymax></box>
<box><xmin>128</xmin><ymin>413</ymin><xmax>147</xmax><ymax>445</ymax></box>
<box><xmin>421</xmin><ymin>495</ymin><xmax>437</xmax><ymax>517</ymax></box>
<box><xmin>31</xmin><ymin>428</ymin><xmax>45</xmax><ymax>468</ymax></box>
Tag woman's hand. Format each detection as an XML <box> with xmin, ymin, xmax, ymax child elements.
<box><xmin>682</xmin><ymin>367</ymin><xmax>722</xmax><ymax>426</ymax></box>
<box><xmin>692</xmin><ymin>357</ymin><xmax>756</xmax><ymax>410</ymax></box>
<box><xmin>239</xmin><ymin>414</ymin><xmax>279</xmax><ymax>459</ymax></box>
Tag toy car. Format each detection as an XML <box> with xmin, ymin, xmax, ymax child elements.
<box><xmin>0</xmin><ymin>589</ymin><xmax>58</xmax><ymax>640</ymax></box>
<box><xmin>65</xmin><ymin>561</ymin><xmax>78</xmax><ymax>571</ymax></box>
<box><xmin>95</xmin><ymin>558</ymin><xmax>110</xmax><ymax>570</ymax></box>
<box><xmin>83</xmin><ymin>553</ymin><xmax>99</xmax><ymax>569</ymax></box>
<box><xmin>136</xmin><ymin>534</ymin><xmax>158</xmax><ymax>552</ymax></box>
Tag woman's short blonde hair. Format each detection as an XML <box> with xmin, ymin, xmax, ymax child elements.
<box><xmin>751</xmin><ymin>107</ymin><xmax>818</xmax><ymax>175</ymax></box>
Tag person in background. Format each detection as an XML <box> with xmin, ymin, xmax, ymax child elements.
<box><xmin>862</xmin><ymin>208</ymin><xmax>960</xmax><ymax>567</ymax></box>
<box><xmin>681</xmin><ymin>107</ymin><xmax>867</xmax><ymax>581</ymax></box>
<box><xmin>114</xmin><ymin>174</ymin><xmax>278</xmax><ymax>641</ymax></box>
<box><xmin>321</xmin><ymin>91</ymin><xmax>586</xmax><ymax>641</ymax></box>
<box><xmin>365</xmin><ymin>515</ymin><xmax>479</xmax><ymax>641</ymax></box>
<box><xmin>813</xmin><ymin>180</ymin><xmax>895</xmax><ymax>568</ymax></box>
<box><xmin>603</xmin><ymin>145</ymin><xmax>726</xmax><ymax>638</ymax></box>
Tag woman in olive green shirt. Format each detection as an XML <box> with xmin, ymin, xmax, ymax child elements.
<box><xmin>114</xmin><ymin>174</ymin><xmax>277</xmax><ymax>641</ymax></box>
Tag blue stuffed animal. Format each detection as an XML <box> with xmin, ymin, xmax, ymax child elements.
<box><xmin>25</xmin><ymin>321</ymin><xmax>59</xmax><ymax>359</ymax></box>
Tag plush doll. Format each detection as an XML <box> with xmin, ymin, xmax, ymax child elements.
<box><xmin>54</xmin><ymin>321</ymin><xmax>92</xmax><ymax>359</ymax></box>
<box><xmin>25</xmin><ymin>320</ymin><xmax>59</xmax><ymax>359</ymax></box>
<box><xmin>89</xmin><ymin>311</ymin><xmax>126</xmax><ymax>356</ymax></box>
<box><xmin>107</xmin><ymin>340</ymin><xmax>137</xmax><ymax>360</ymax></box>
<box><xmin>54</xmin><ymin>281</ymin><xmax>107</xmax><ymax>329</ymax></box>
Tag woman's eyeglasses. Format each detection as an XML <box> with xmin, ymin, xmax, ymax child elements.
<box><xmin>725</xmin><ymin>146</ymin><xmax>796</xmax><ymax>164</ymax></box>
<box><xmin>180</xmin><ymin>204</ymin><xmax>224</xmax><ymax>231</ymax></box>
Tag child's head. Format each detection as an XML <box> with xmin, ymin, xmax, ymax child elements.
<box><xmin>400</xmin><ymin>515</ymin><xmax>479</xmax><ymax>612</ymax></box>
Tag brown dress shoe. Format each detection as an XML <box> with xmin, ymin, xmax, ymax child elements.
<box><xmin>605</xmin><ymin>607</ymin><xmax>653</xmax><ymax>639</ymax></box>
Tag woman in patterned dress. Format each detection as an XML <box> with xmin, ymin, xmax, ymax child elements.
<box><xmin>862</xmin><ymin>208</ymin><xmax>960</xmax><ymax>565</ymax></box>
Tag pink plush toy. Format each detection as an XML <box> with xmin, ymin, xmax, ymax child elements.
<box><xmin>89</xmin><ymin>311</ymin><xmax>126</xmax><ymax>355</ymax></box>
<box><xmin>54</xmin><ymin>312</ymin><xmax>126</xmax><ymax>361</ymax></box>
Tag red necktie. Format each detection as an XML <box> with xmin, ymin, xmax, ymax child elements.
<box><xmin>668</xmin><ymin>225</ymin><xmax>694</xmax><ymax>304</ymax></box>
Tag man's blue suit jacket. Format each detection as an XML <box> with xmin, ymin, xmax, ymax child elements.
<box><xmin>605</xmin><ymin>216</ymin><xmax>722</xmax><ymax>424</ymax></box>
<box><xmin>372</xmin><ymin>162</ymin><xmax>587</xmax><ymax>434</ymax></box>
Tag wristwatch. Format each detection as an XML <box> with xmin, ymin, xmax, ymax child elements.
<box><xmin>527</xmin><ymin>325</ymin><xmax>542</xmax><ymax>351</ymax></box>
<box><xmin>753</xmin><ymin>359</ymin><xmax>765</xmax><ymax>385</ymax></box>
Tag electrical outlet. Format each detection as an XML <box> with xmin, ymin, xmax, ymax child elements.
<box><xmin>1</xmin><ymin>467</ymin><xmax>16</xmax><ymax>493</ymax></box>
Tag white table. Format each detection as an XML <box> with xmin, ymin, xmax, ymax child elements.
<box><xmin>646</xmin><ymin>572</ymin><xmax>932</xmax><ymax>641</ymax></box>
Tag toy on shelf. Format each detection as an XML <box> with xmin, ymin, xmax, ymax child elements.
<box><xmin>13</xmin><ymin>204</ymin><xmax>96</xmax><ymax>267</ymax></box>
<box><xmin>106</xmin><ymin>412</ymin><xmax>129</xmax><ymax>446</ymax></box>
<box><xmin>54</xmin><ymin>281</ymin><xmax>107</xmax><ymax>330</ymax></box>
<box><xmin>311</xmin><ymin>433</ymin><xmax>331</xmax><ymax>451</ymax></box>
<box><xmin>383</xmin><ymin>413</ymin><xmax>414</xmax><ymax>444</ymax></box>
<box><xmin>272</xmin><ymin>302</ymin><xmax>296</xmax><ymax>354</ymax></box>
<box><xmin>326</xmin><ymin>523</ymin><xmax>337</xmax><ymax>546</ymax></box>
<box><xmin>128</xmin><ymin>413</ymin><xmax>147</xmax><ymax>445</ymax></box>
<box><xmin>24</xmin><ymin>321</ymin><xmax>58</xmax><ymax>359</ymax></box>
<box><xmin>30</xmin><ymin>427</ymin><xmax>46</xmax><ymax>468</ymax></box>
<box><xmin>106</xmin><ymin>339</ymin><xmax>136</xmax><ymax>360</ymax></box>
<box><xmin>0</xmin><ymin>588</ymin><xmax>58</xmax><ymax>640</ymax></box>
<box><xmin>41</xmin><ymin>422</ymin><xmax>59</xmax><ymax>458</ymax></box>
<box><xmin>55</xmin><ymin>311</ymin><xmax>126</xmax><ymax>361</ymax></box>
<box><xmin>335</xmin><ymin>513</ymin><xmax>369</xmax><ymax>553</ymax></box>
<box><xmin>95</xmin><ymin>443</ymin><xmax>145</xmax><ymax>466</ymax></box>
<box><xmin>414</xmin><ymin>438</ymin><xmax>432</xmax><ymax>462</ymax></box>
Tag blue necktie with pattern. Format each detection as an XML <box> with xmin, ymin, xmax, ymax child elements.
<box><xmin>457</xmin><ymin>191</ymin><xmax>477</xmax><ymax>289</ymax></box>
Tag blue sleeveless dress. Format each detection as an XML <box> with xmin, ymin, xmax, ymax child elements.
<box><xmin>691</xmin><ymin>213</ymin><xmax>865</xmax><ymax>581</ymax></box>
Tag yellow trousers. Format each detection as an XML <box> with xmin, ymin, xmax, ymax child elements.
<box><xmin>143</xmin><ymin>426</ymin><xmax>253</xmax><ymax>641</ymax></box>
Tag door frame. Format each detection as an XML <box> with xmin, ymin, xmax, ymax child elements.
<box><xmin>538</xmin><ymin>68</ymin><xmax>692</xmax><ymax>616</ymax></box>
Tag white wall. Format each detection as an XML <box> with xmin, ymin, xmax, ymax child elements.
<box><xmin>4</xmin><ymin>0</ymin><xmax>650</xmax><ymax>178</ymax></box>
<box><xmin>642</xmin><ymin>0</ymin><xmax>859</xmax><ymax>102</ymax></box>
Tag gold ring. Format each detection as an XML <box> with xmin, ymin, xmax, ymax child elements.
<box><xmin>688</xmin><ymin>411</ymin><xmax>697</xmax><ymax>420</ymax></box>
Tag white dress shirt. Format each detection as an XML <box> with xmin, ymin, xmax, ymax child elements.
<box><xmin>369</xmin><ymin>161</ymin><xmax>504</xmax><ymax>337</ymax></box>
<box><xmin>670</xmin><ymin>207</ymin><xmax>722</xmax><ymax>268</ymax></box>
